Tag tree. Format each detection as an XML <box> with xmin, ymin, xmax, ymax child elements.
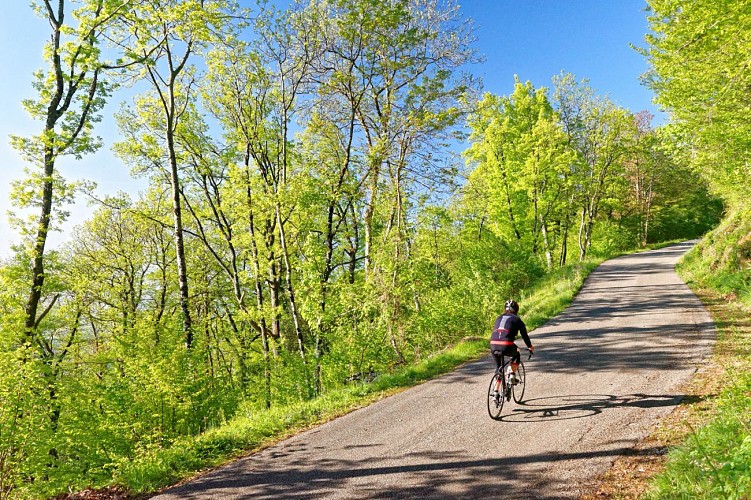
<box><xmin>620</xmin><ymin>111</ymin><xmax>659</xmax><ymax>247</ymax></box>
<box><xmin>201</xmin><ymin>5</ymin><xmax>318</xmax><ymax>401</ymax></box>
<box><xmin>644</xmin><ymin>0</ymin><xmax>751</xmax><ymax>208</ymax></box>
<box><xmin>112</xmin><ymin>0</ymin><xmax>238</xmax><ymax>348</ymax></box>
<box><xmin>463</xmin><ymin>78</ymin><xmax>573</xmax><ymax>268</ymax></box>
<box><xmin>3</xmin><ymin>1</ymin><xmax>149</xmax><ymax>481</ymax></box>
<box><xmin>553</xmin><ymin>73</ymin><xmax>632</xmax><ymax>260</ymax></box>
<box><xmin>312</xmin><ymin>0</ymin><xmax>476</xmax><ymax>362</ymax></box>
<box><xmin>9</xmin><ymin>0</ymin><xmax>122</xmax><ymax>345</ymax></box>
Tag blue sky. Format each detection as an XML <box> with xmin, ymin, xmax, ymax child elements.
<box><xmin>463</xmin><ymin>0</ymin><xmax>658</xmax><ymax>114</ymax></box>
<box><xmin>0</xmin><ymin>0</ymin><xmax>659</xmax><ymax>258</ymax></box>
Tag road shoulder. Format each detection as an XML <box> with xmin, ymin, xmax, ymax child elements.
<box><xmin>580</xmin><ymin>287</ymin><xmax>735</xmax><ymax>499</ymax></box>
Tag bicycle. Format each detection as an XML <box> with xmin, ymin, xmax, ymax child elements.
<box><xmin>487</xmin><ymin>347</ymin><xmax>532</xmax><ymax>420</ymax></box>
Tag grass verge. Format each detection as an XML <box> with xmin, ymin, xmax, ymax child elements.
<box><xmin>642</xmin><ymin>291</ymin><xmax>751</xmax><ymax>495</ymax></box>
<box><xmin>114</xmin><ymin>338</ymin><xmax>490</xmax><ymax>495</ymax></box>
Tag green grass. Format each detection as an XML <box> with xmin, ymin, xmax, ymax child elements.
<box><xmin>115</xmin><ymin>337</ymin><xmax>489</xmax><ymax>494</ymax></box>
<box><xmin>642</xmin><ymin>229</ymin><xmax>751</xmax><ymax>499</ymax></box>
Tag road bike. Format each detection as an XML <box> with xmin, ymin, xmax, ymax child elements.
<box><xmin>487</xmin><ymin>347</ymin><xmax>532</xmax><ymax>420</ymax></box>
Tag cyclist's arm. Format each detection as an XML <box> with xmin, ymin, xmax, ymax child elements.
<box><xmin>519</xmin><ymin>321</ymin><xmax>533</xmax><ymax>351</ymax></box>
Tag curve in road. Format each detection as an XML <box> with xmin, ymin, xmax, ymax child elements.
<box><xmin>154</xmin><ymin>241</ymin><xmax>715</xmax><ymax>499</ymax></box>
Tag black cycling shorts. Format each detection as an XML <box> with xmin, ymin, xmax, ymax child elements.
<box><xmin>491</xmin><ymin>344</ymin><xmax>520</xmax><ymax>369</ymax></box>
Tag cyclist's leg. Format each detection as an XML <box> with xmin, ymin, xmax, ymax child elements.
<box><xmin>492</xmin><ymin>351</ymin><xmax>503</xmax><ymax>370</ymax></box>
<box><xmin>491</xmin><ymin>351</ymin><xmax>504</xmax><ymax>392</ymax></box>
<box><xmin>509</xmin><ymin>345</ymin><xmax>521</xmax><ymax>377</ymax></box>
<box><xmin>499</xmin><ymin>345</ymin><xmax>520</xmax><ymax>378</ymax></box>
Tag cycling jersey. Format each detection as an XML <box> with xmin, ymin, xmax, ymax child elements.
<box><xmin>490</xmin><ymin>312</ymin><xmax>531</xmax><ymax>351</ymax></box>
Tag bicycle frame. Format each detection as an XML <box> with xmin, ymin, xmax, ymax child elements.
<box><xmin>487</xmin><ymin>347</ymin><xmax>532</xmax><ymax>420</ymax></box>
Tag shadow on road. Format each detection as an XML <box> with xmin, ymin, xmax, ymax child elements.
<box><xmin>530</xmin><ymin>321</ymin><xmax>713</xmax><ymax>374</ymax></box>
<box><xmin>497</xmin><ymin>393</ymin><xmax>705</xmax><ymax>422</ymax></box>
<box><xmin>156</xmin><ymin>444</ymin><xmax>668</xmax><ymax>499</ymax></box>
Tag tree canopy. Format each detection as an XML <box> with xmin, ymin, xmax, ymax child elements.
<box><xmin>643</xmin><ymin>0</ymin><xmax>751</xmax><ymax>207</ymax></box>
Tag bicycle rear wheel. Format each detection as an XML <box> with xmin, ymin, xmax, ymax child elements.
<box><xmin>487</xmin><ymin>372</ymin><xmax>505</xmax><ymax>420</ymax></box>
<box><xmin>512</xmin><ymin>360</ymin><xmax>526</xmax><ymax>403</ymax></box>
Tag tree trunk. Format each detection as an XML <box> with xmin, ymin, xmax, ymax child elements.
<box><xmin>24</xmin><ymin>149</ymin><xmax>55</xmax><ymax>337</ymax></box>
<box><xmin>246</xmin><ymin>166</ymin><xmax>274</xmax><ymax>400</ymax></box>
<box><xmin>276</xmin><ymin>204</ymin><xmax>306</xmax><ymax>362</ymax></box>
<box><xmin>501</xmin><ymin>170</ymin><xmax>522</xmax><ymax>240</ymax></box>
<box><xmin>642</xmin><ymin>178</ymin><xmax>654</xmax><ymax>247</ymax></box>
<box><xmin>166</xmin><ymin>121</ymin><xmax>193</xmax><ymax>347</ymax></box>
<box><xmin>260</xmin><ymin>328</ymin><xmax>271</xmax><ymax>410</ymax></box>
<box><xmin>363</xmin><ymin>160</ymin><xmax>380</xmax><ymax>280</ymax></box>
<box><xmin>578</xmin><ymin>206</ymin><xmax>588</xmax><ymax>260</ymax></box>
<box><xmin>541</xmin><ymin>220</ymin><xmax>553</xmax><ymax>270</ymax></box>
<box><xmin>24</xmin><ymin>1</ymin><xmax>103</xmax><ymax>339</ymax></box>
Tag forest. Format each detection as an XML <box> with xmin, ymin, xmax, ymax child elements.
<box><xmin>0</xmin><ymin>0</ymin><xmax>740</xmax><ymax>497</ymax></box>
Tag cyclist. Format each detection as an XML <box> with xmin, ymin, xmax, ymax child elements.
<box><xmin>490</xmin><ymin>299</ymin><xmax>534</xmax><ymax>391</ymax></box>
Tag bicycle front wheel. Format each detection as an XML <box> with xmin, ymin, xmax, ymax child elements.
<box><xmin>512</xmin><ymin>360</ymin><xmax>526</xmax><ymax>403</ymax></box>
<box><xmin>487</xmin><ymin>372</ymin><xmax>505</xmax><ymax>420</ymax></box>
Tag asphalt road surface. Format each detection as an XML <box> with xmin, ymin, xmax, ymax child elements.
<box><xmin>154</xmin><ymin>241</ymin><xmax>715</xmax><ymax>499</ymax></box>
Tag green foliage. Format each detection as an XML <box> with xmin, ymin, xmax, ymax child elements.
<box><xmin>644</xmin><ymin>0</ymin><xmax>751</xmax><ymax>209</ymax></box>
<box><xmin>461</xmin><ymin>73</ymin><xmax>713</xmax><ymax>269</ymax></box>
<box><xmin>0</xmin><ymin>352</ymin><xmax>50</xmax><ymax>499</ymax></box>
<box><xmin>648</xmin><ymin>193</ymin><xmax>724</xmax><ymax>244</ymax></box>
<box><xmin>678</xmin><ymin>206</ymin><xmax>751</xmax><ymax>296</ymax></box>
<box><xmin>110</xmin><ymin>336</ymin><xmax>485</xmax><ymax>494</ymax></box>
<box><xmin>463</xmin><ymin>79</ymin><xmax>574</xmax><ymax>263</ymax></box>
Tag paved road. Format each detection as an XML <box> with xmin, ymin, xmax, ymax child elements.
<box><xmin>154</xmin><ymin>242</ymin><xmax>715</xmax><ymax>499</ymax></box>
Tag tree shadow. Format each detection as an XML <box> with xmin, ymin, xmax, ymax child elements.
<box><xmin>528</xmin><ymin>322</ymin><xmax>713</xmax><ymax>374</ymax></box>
<box><xmin>495</xmin><ymin>393</ymin><xmax>703</xmax><ymax>423</ymax></box>
<box><xmin>152</xmin><ymin>444</ymin><xmax>669</xmax><ymax>499</ymax></box>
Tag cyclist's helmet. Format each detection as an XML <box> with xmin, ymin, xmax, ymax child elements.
<box><xmin>504</xmin><ymin>299</ymin><xmax>519</xmax><ymax>313</ymax></box>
